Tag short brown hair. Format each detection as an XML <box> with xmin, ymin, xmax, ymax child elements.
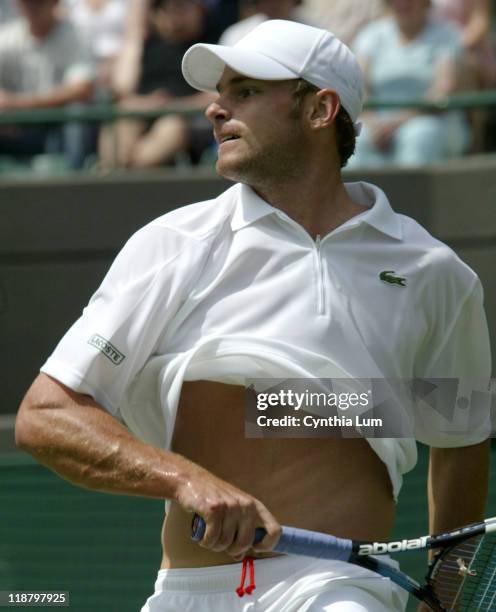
<box><xmin>291</xmin><ymin>79</ymin><xmax>356</xmax><ymax>168</ymax></box>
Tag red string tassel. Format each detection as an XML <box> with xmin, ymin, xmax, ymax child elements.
<box><xmin>236</xmin><ymin>557</ymin><xmax>248</xmax><ymax>597</ymax></box>
<box><xmin>236</xmin><ymin>556</ymin><xmax>256</xmax><ymax>597</ymax></box>
<box><xmin>244</xmin><ymin>557</ymin><xmax>256</xmax><ymax>594</ymax></box>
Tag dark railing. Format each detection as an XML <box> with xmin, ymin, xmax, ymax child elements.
<box><xmin>0</xmin><ymin>90</ymin><xmax>494</xmax><ymax>174</ymax></box>
<box><xmin>0</xmin><ymin>89</ymin><xmax>495</xmax><ymax>125</ymax></box>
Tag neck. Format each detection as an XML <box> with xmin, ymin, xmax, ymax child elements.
<box><xmin>29</xmin><ymin>20</ymin><xmax>57</xmax><ymax>39</ymax></box>
<box><xmin>397</xmin><ymin>18</ymin><xmax>427</xmax><ymax>41</ymax></box>
<box><xmin>249</xmin><ymin>165</ymin><xmax>366</xmax><ymax>239</ymax></box>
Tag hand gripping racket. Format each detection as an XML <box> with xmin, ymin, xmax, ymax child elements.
<box><xmin>192</xmin><ymin>514</ymin><xmax>496</xmax><ymax>611</ymax></box>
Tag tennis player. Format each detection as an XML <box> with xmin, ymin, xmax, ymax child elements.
<box><xmin>16</xmin><ymin>20</ymin><xmax>491</xmax><ymax>611</ymax></box>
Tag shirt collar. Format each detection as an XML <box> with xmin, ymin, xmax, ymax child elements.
<box><xmin>230</xmin><ymin>181</ymin><xmax>403</xmax><ymax>240</ymax></box>
<box><xmin>230</xmin><ymin>183</ymin><xmax>277</xmax><ymax>231</ymax></box>
<box><xmin>343</xmin><ymin>182</ymin><xmax>403</xmax><ymax>240</ymax></box>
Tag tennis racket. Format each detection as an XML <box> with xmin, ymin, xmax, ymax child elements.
<box><xmin>191</xmin><ymin>515</ymin><xmax>496</xmax><ymax>611</ymax></box>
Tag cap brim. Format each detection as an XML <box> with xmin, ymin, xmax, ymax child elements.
<box><xmin>182</xmin><ymin>43</ymin><xmax>298</xmax><ymax>92</ymax></box>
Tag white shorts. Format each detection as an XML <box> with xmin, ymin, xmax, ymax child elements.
<box><xmin>140</xmin><ymin>556</ymin><xmax>409</xmax><ymax>611</ymax></box>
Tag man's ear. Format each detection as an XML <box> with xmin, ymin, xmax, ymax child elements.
<box><xmin>307</xmin><ymin>89</ymin><xmax>341</xmax><ymax>130</ymax></box>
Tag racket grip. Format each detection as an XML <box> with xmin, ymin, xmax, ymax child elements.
<box><xmin>191</xmin><ymin>515</ymin><xmax>353</xmax><ymax>563</ymax></box>
<box><xmin>191</xmin><ymin>514</ymin><xmax>267</xmax><ymax>544</ymax></box>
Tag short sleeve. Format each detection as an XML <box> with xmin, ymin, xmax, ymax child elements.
<box><xmin>59</xmin><ymin>22</ymin><xmax>95</xmax><ymax>84</ymax></box>
<box><xmin>431</xmin><ymin>20</ymin><xmax>463</xmax><ymax>65</ymax></box>
<box><xmin>0</xmin><ymin>23</ymin><xmax>23</xmax><ymax>90</ymax></box>
<box><xmin>41</xmin><ymin>224</ymin><xmax>205</xmax><ymax>414</ymax></box>
<box><xmin>412</xmin><ymin>279</ymin><xmax>492</xmax><ymax>448</ymax></box>
<box><xmin>352</xmin><ymin>21</ymin><xmax>381</xmax><ymax>60</ymax></box>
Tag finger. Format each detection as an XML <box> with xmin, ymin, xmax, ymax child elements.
<box><xmin>251</xmin><ymin>511</ymin><xmax>281</xmax><ymax>553</ymax></box>
<box><xmin>252</xmin><ymin>529</ymin><xmax>280</xmax><ymax>553</ymax></box>
<box><xmin>199</xmin><ymin>509</ymin><xmax>224</xmax><ymax>549</ymax></box>
<box><xmin>210</xmin><ymin>512</ymin><xmax>239</xmax><ymax>552</ymax></box>
<box><xmin>226</xmin><ymin>520</ymin><xmax>257</xmax><ymax>558</ymax></box>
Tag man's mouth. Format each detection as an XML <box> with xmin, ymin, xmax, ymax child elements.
<box><xmin>219</xmin><ymin>135</ymin><xmax>240</xmax><ymax>144</ymax></box>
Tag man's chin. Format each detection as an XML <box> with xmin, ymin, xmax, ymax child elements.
<box><xmin>215</xmin><ymin>157</ymin><xmax>249</xmax><ymax>183</ymax></box>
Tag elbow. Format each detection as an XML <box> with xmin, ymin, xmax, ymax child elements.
<box><xmin>15</xmin><ymin>399</ymin><xmax>39</xmax><ymax>454</ymax></box>
<box><xmin>15</xmin><ymin>386</ymin><xmax>54</xmax><ymax>456</ymax></box>
<box><xmin>15</xmin><ymin>373</ymin><xmax>71</xmax><ymax>454</ymax></box>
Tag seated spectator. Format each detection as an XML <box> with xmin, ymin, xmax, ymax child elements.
<box><xmin>219</xmin><ymin>0</ymin><xmax>311</xmax><ymax>46</ymax></box>
<box><xmin>0</xmin><ymin>0</ymin><xmax>95</xmax><ymax>169</ymax></box>
<box><xmin>432</xmin><ymin>0</ymin><xmax>496</xmax><ymax>153</ymax></box>
<box><xmin>62</xmin><ymin>0</ymin><xmax>130</xmax><ymax>93</ymax></box>
<box><xmin>432</xmin><ymin>0</ymin><xmax>496</xmax><ymax>88</ymax></box>
<box><xmin>348</xmin><ymin>0</ymin><xmax>469</xmax><ymax>168</ymax></box>
<box><xmin>303</xmin><ymin>0</ymin><xmax>386</xmax><ymax>46</ymax></box>
<box><xmin>99</xmin><ymin>0</ymin><xmax>215</xmax><ymax>169</ymax></box>
<box><xmin>202</xmin><ymin>0</ymin><xmax>240</xmax><ymax>42</ymax></box>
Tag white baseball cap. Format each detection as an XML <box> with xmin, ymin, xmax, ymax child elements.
<box><xmin>182</xmin><ymin>19</ymin><xmax>364</xmax><ymax>134</ymax></box>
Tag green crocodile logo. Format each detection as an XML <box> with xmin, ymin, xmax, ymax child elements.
<box><xmin>379</xmin><ymin>270</ymin><xmax>407</xmax><ymax>287</ymax></box>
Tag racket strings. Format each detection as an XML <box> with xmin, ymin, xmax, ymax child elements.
<box><xmin>429</xmin><ymin>534</ymin><xmax>496</xmax><ymax>611</ymax></box>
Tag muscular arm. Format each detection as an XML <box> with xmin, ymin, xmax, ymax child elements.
<box><xmin>427</xmin><ymin>440</ymin><xmax>490</xmax><ymax>535</ymax></box>
<box><xmin>15</xmin><ymin>373</ymin><xmax>280</xmax><ymax>557</ymax></box>
<box><xmin>16</xmin><ymin>373</ymin><xmax>191</xmax><ymax>497</ymax></box>
<box><xmin>417</xmin><ymin>441</ymin><xmax>490</xmax><ymax>612</ymax></box>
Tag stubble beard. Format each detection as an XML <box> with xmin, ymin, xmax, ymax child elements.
<box><xmin>215</xmin><ymin>118</ymin><xmax>308</xmax><ymax>191</ymax></box>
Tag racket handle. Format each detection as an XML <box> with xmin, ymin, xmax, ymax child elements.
<box><xmin>191</xmin><ymin>514</ymin><xmax>267</xmax><ymax>544</ymax></box>
<box><xmin>191</xmin><ymin>514</ymin><xmax>353</xmax><ymax>562</ymax></box>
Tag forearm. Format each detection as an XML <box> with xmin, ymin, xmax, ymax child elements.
<box><xmin>111</xmin><ymin>43</ymin><xmax>143</xmax><ymax>98</ymax></box>
<box><xmin>111</xmin><ymin>0</ymin><xmax>149</xmax><ymax>98</ymax></box>
<box><xmin>15</xmin><ymin>374</ymin><xmax>193</xmax><ymax>499</ymax></box>
<box><xmin>12</xmin><ymin>81</ymin><xmax>93</xmax><ymax>110</ymax></box>
<box><xmin>462</xmin><ymin>0</ymin><xmax>490</xmax><ymax>49</ymax></box>
<box><xmin>16</xmin><ymin>373</ymin><xmax>281</xmax><ymax>557</ymax></box>
<box><xmin>168</xmin><ymin>92</ymin><xmax>216</xmax><ymax>111</ymax></box>
<box><xmin>428</xmin><ymin>440</ymin><xmax>490</xmax><ymax>534</ymax></box>
<box><xmin>428</xmin><ymin>57</ymin><xmax>459</xmax><ymax>99</ymax></box>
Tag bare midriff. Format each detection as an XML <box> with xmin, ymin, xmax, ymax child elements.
<box><xmin>161</xmin><ymin>380</ymin><xmax>395</xmax><ymax>569</ymax></box>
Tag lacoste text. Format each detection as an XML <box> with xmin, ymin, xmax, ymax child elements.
<box><xmin>88</xmin><ymin>334</ymin><xmax>125</xmax><ymax>365</ymax></box>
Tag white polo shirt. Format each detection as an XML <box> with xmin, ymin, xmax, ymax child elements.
<box><xmin>41</xmin><ymin>182</ymin><xmax>491</xmax><ymax>499</ymax></box>
<box><xmin>0</xmin><ymin>19</ymin><xmax>94</xmax><ymax>93</ymax></box>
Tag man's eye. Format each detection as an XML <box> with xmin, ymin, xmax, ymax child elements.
<box><xmin>238</xmin><ymin>88</ymin><xmax>258</xmax><ymax>99</ymax></box>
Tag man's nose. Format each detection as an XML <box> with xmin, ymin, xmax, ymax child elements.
<box><xmin>205</xmin><ymin>99</ymin><xmax>231</xmax><ymax>124</ymax></box>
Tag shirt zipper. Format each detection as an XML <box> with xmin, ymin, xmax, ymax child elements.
<box><xmin>315</xmin><ymin>234</ymin><xmax>326</xmax><ymax>315</ymax></box>
<box><xmin>274</xmin><ymin>212</ymin><xmax>328</xmax><ymax>316</ymax></box>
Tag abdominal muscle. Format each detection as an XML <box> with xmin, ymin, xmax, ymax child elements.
<box><xmin>161</xmin><ymin>380</ymin><xmax>395</xmax><ymax>569</ymax></box>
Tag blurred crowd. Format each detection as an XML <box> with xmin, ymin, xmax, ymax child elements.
<box><xmin>0</xmin><ymin>0</ymin><xmax>494</xmax><ymax>171</ymax></box>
